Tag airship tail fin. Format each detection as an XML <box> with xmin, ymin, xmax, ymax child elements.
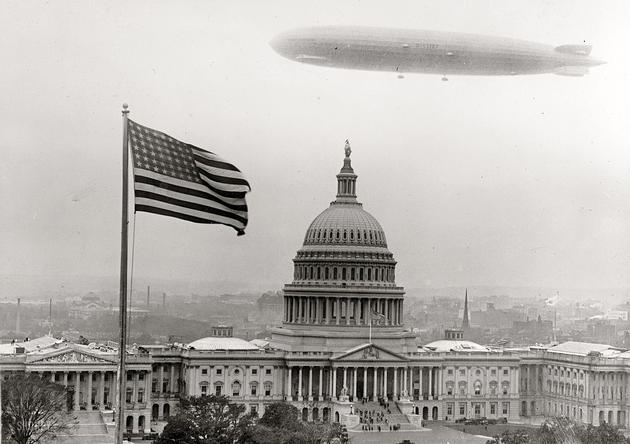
<box><xmin>554</xmin><ymin>66</ymin><xmax>589</xmax><ymax>76</ymax></box>
<box><xmin>555</xmin><ymin>44</ymin><xmax>592</xmax><ymax>56</ymax></box>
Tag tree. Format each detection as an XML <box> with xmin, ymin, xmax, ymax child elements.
<box><xmin>249</xmin><ymin>402</ymin><xmax>343</xmax><ymax>444</ymax></box>
<box><xmin>156</xmin><ymin>395</ymin><xmax>255</xmax><ymax>444</ymax></box>
<box><xmin>1</xmin><ymin>373</ymin><xmax>77</xmax><ymax>444</ymax></box>
<box><xmin>257</xmin><ymin>402</ymin><xmax>300</xmax><ymax>431</ymax></box>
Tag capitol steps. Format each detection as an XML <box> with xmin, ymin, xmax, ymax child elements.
<box><xmin>56</xmin><ymin>411</ymin><xmax>114</xmax><ymax>444</ymax></box>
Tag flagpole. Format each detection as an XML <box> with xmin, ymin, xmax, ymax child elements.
<box><xmin>115</xmin><ymin>103</ymin><xmax>130</xmax><ymax>444</ymax></box>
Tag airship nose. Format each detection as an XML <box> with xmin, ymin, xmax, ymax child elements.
<box><xmin>269</xmin><ymin>31</ymin><xmax>295</xmax><ymax>58</ymax></box>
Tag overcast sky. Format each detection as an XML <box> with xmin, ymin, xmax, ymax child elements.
<box><xmin>1</xmin><ymin>0</ymin><xmax>629</xmax><ymax>295</ymax></box>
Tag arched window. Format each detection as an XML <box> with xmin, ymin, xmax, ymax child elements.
<box><xmin>359</xmin><ymin>268</ymin><xmax>364</xmax><ymax>280</ymax></box>
<box><xmin>333</xmin><ymin>267</ymin><xmax>338</xmax><ymax>280</ymax></box>
<box><xmin>367</xmin><ymin>268</ymin><xmax>372</xmax><ymax>281</ymax></box>
<box><xmin>324</xmin><ymin>267</ymin><xmax>329</xmax><ymax>280</ymax></box>
<box><xmin>232</xmin><ymin>381</ymin><xmax>241</xmax><ymax>396</ymax></box>
<box><xmin>317</xmin><ymin>267</ymin><xmax>321</xmax><ymax>280</ymax></box>
<box><xmin>474</xmin><ymin>381</ymin><xmax>482</xmax><ymax>395</ymax></box>
<box><xmin>350</xmin><ymin>230</ymin><xmax>354</xmax><ymax>241</ymax></box>
<box><xmin>342</xmin><ymin>268</ymin><xmax>346</xmax><ymax>280</ymax></box>
<box><xmin>309</xmin><ymin>267</ymin><xmax>313</xmax><ymax>279</ymax></box>
<box><xmin>350</xmin><ymin>268</ymin><xmax>355</xmax><ymax>280</ymax></box>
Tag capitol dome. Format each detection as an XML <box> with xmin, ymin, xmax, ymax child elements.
<box><xmin>277</xmin><ymin>141</ymin><xmax>406</xmax><ymax>340</ymax></box>
<box><xmin>303</xmin><ymin>203</ymin><xmax>388</xmax><ymax>249</ymax></box>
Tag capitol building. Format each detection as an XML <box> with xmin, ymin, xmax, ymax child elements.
<box><xmin>1</xmin><ymin>146</ymin><xmax>630</xmax><ymax>436</ymax></box>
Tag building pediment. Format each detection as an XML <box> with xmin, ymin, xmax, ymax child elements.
<box><xmin>332</xmin><ymin>343</ymin><xmax>408</xmax><ymax>362</ymax></box>
<box><xmin>27</xmin><ymin>347</ymin><xmax>116</xmax><ymax>365</ymax></box>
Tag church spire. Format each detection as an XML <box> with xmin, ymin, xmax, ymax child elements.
<box><xmin>335</xmin><ymin>139</ymin><xmax>358</xmax><ymax>204</ymax></box>
<box><xmin>462</xmin><ymin>288</ymin><xmax>470</xmax><ymax>330</ymax></box>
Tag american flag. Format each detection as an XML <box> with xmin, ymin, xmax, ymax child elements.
<box><xmin>128</xmin><ymin>119</ymin><xmax>250</xmax><ymax>235</ymax></box>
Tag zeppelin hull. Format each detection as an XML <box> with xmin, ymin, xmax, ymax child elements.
<box><xmin>271</xmin><ymin>26</ymin><xmax>604</xmax><ymax>77</ymax></box>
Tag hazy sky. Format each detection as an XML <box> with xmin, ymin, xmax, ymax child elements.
<box><xmin>2</xmin><ymin>0</ymin><xmax>629</xmax><ymax>294</ymax></box>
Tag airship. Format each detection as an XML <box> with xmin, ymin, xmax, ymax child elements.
<box><xmin>270</xmin><ymin>26</ymin><xmax>604</xmax><ymax>79</ymax></box>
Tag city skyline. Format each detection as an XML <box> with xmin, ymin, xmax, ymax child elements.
<box><xmin>2</xmin><ymin>0</ymin><xmax>629</xmax><ymax>296</ymax></box>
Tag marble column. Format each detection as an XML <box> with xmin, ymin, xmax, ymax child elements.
<box><xmin>158</xmin><ymin>365</ymin><xmax>164</xmax><ymax>394</ymax></box>
<box><xmin>383</xmin><ymin>367</ymin><xmax>388</xmax><ymax>400</ymax></box>
<box><xmin>332</xmin><ymin>368</ymin><xmax>337</xmax><ymax>399</ymax></box>
<box><xmin>87</xmin><ymin>371</ymin><xmax>93</xmax><ymax>410</ymax></box>
<box><xmin>393</xmin><ymin>367</ymin><xmax>398</xmax><ymax>398</ymax></box>
<box><xmin>286</xmin><ymin>367</ymin><xmax>292</xmax><ymax>400</ymax></box>
<box><xmin>335</xmin><ymin>298</ymin><xmax>340</xmax><ymax>325</ymax></box>
<box><xmin>372</xmin><ymin>367</ymin><xmax>378</xmax><ymax>401</ymax></box>
<box><xmin>352</xmin><ymin>367</ymin><xmax>357</xmax><ymax>399</ymax></box>
<box><xmin>343</xmin><ymin>367</ymin><xmax>347</xmax><ymax>393</ymax></box>
<box><xmin>403</xmin><ymin>367</ymin><xmax>408</xmax><ymax>396</ymax></box>
<box><xmin>50</xmin><ymin>372</ymin><xmax>55</xmax><ymax>383</ymax></box>
<box><xmin>298</xmin><ymin>367</ymin><xmax>303</xmax><ymax>400</ymax></box>
<box><xmin>170</xmin><ymin>365</ymin><xmax>176</xmax><ymax>393</ymax></box>
<box><xmin>308</xmin><ymin>367</ymin><xmax>313</xmax><ymax>400</ymax></box>
<box><xmin>419</xmin><ymin>367</ymin><xmax>423</xmax><ymax>399</ymax></box>
<box><xmin>63</xmin><ymin>371</ymin><xmax>68</xmax><ymax>387</ymax></box>
<box><xmin>74</xmin><ymin>372</ymin><xmax>80</xmax><ymax>410</ymax></box>
<box><xmin>363</xmin><ymin>367</ymin><xmax>368</xmax><ymax>400</ymax></box>
<box><xmin>318</xmin><ymin>367</ymin><xmax>323</xmax><ymax>400</ymax></box>
<box><xmin>345</xmin><ymin>297</ymin><xmax>350</xmax><ymax>325</ymax></box>
<box><xmin>99</xmin><ymin>371</ymin><xmax>105</xmax><ymax>407</ymax></box>
<box><xmin>428</xmin><ymin>367</ymin><xmax>433</xmax><ymax>399</ymax></box>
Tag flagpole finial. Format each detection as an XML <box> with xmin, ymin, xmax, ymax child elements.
<box><xmin>122</xmin><ymin>103</ymin><xmax>129</xmax><ymax>115</ymax></box>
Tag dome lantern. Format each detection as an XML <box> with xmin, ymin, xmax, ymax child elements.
<box><xmin>335</xmin><ymin>140</ymin><xmax>358</xmax><ymax>203</ymax></box>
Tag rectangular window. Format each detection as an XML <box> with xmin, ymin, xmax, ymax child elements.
<box><xmin>474</xmin><ymin>404</ymin><xmax>481</xmax><ymax>415</ymax></box>
<box><xmin>459</xmin><ymin>403</ymin><xmax>466</xmax><ymax>415</ymax></box>
<box><xmin>265</xmin><ymin>368</ymin><xmax>272</xmax><ymax>375</ymax></box>
<box><xmin>252</xmin><ymin>368</ymin><xmax>258</xmax><ymax>375</ymax></box>
<box><xmin>491</xmin><ymin>369</ymin><xmax>497</xmax><ymax>376</ymax></box>
<box><xmin>215</xmin><ymin>385</ymin><xmax>222</xmax><ymax>396</ymax></box>
<box><xmin>265</xmin><ymin>387</ymin><xmax>271</xmax><ymax>396</ymax></box>
<box><xmin>502</xmin><ymin>402</ymin><xmax>509</xmax><ymax>415</ymax></box>
<box><xmin>251</xmin><ymin>385</ymin><xmax>257</xmax><ymax>396</ymax></box>
<box><xmin>201</xmin><ymin>368</ymin><xmax>208</xmax><ymax>375</ymax></box>
<box><xmin>491</xmin><ymin>403</ymin><xmax>496</xmax><ymax>415</ymax></box>
<box><xmin>447</xmin><ymin>403</ymin><xmax>453</xmax><ymax>415</ymax></box>
<box><xmin>126</xmin><ymin>388</ymin><xmax>133</xmax><ymax>403</ymax></box>
<box><xmin>201</xmin><ymin>385</ymin><xmax>207</xmax><ymax>396</ymax></box>
<box><xmin>503</xmin><ymin>369</ymin><xmax>509</xmax><ymax>375</ymax></box>
<box><xmin>447</xmin><ymin>369</ymin><xmax>453</xmax><ymax>375</ymax></box>
<box><xmin>217</xmin><ymin>368</ymin><xmax>223</xmax><ymax>375</ymax></box>
<box><xmin>460</xmin><ymin>369</ymin><xmax>466</xmax><ymax>376</ymax></box>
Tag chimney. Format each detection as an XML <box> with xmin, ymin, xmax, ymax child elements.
<box><xmin>16</xmin><ymin>297</ymin><xmax>21</xmax><ymax>333</ymax></box>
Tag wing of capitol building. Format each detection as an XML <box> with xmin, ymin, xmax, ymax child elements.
<box><xmin>1</xmin><ymin>145</ymin><xmax>630</xmax><ymax>436</ymax></box>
